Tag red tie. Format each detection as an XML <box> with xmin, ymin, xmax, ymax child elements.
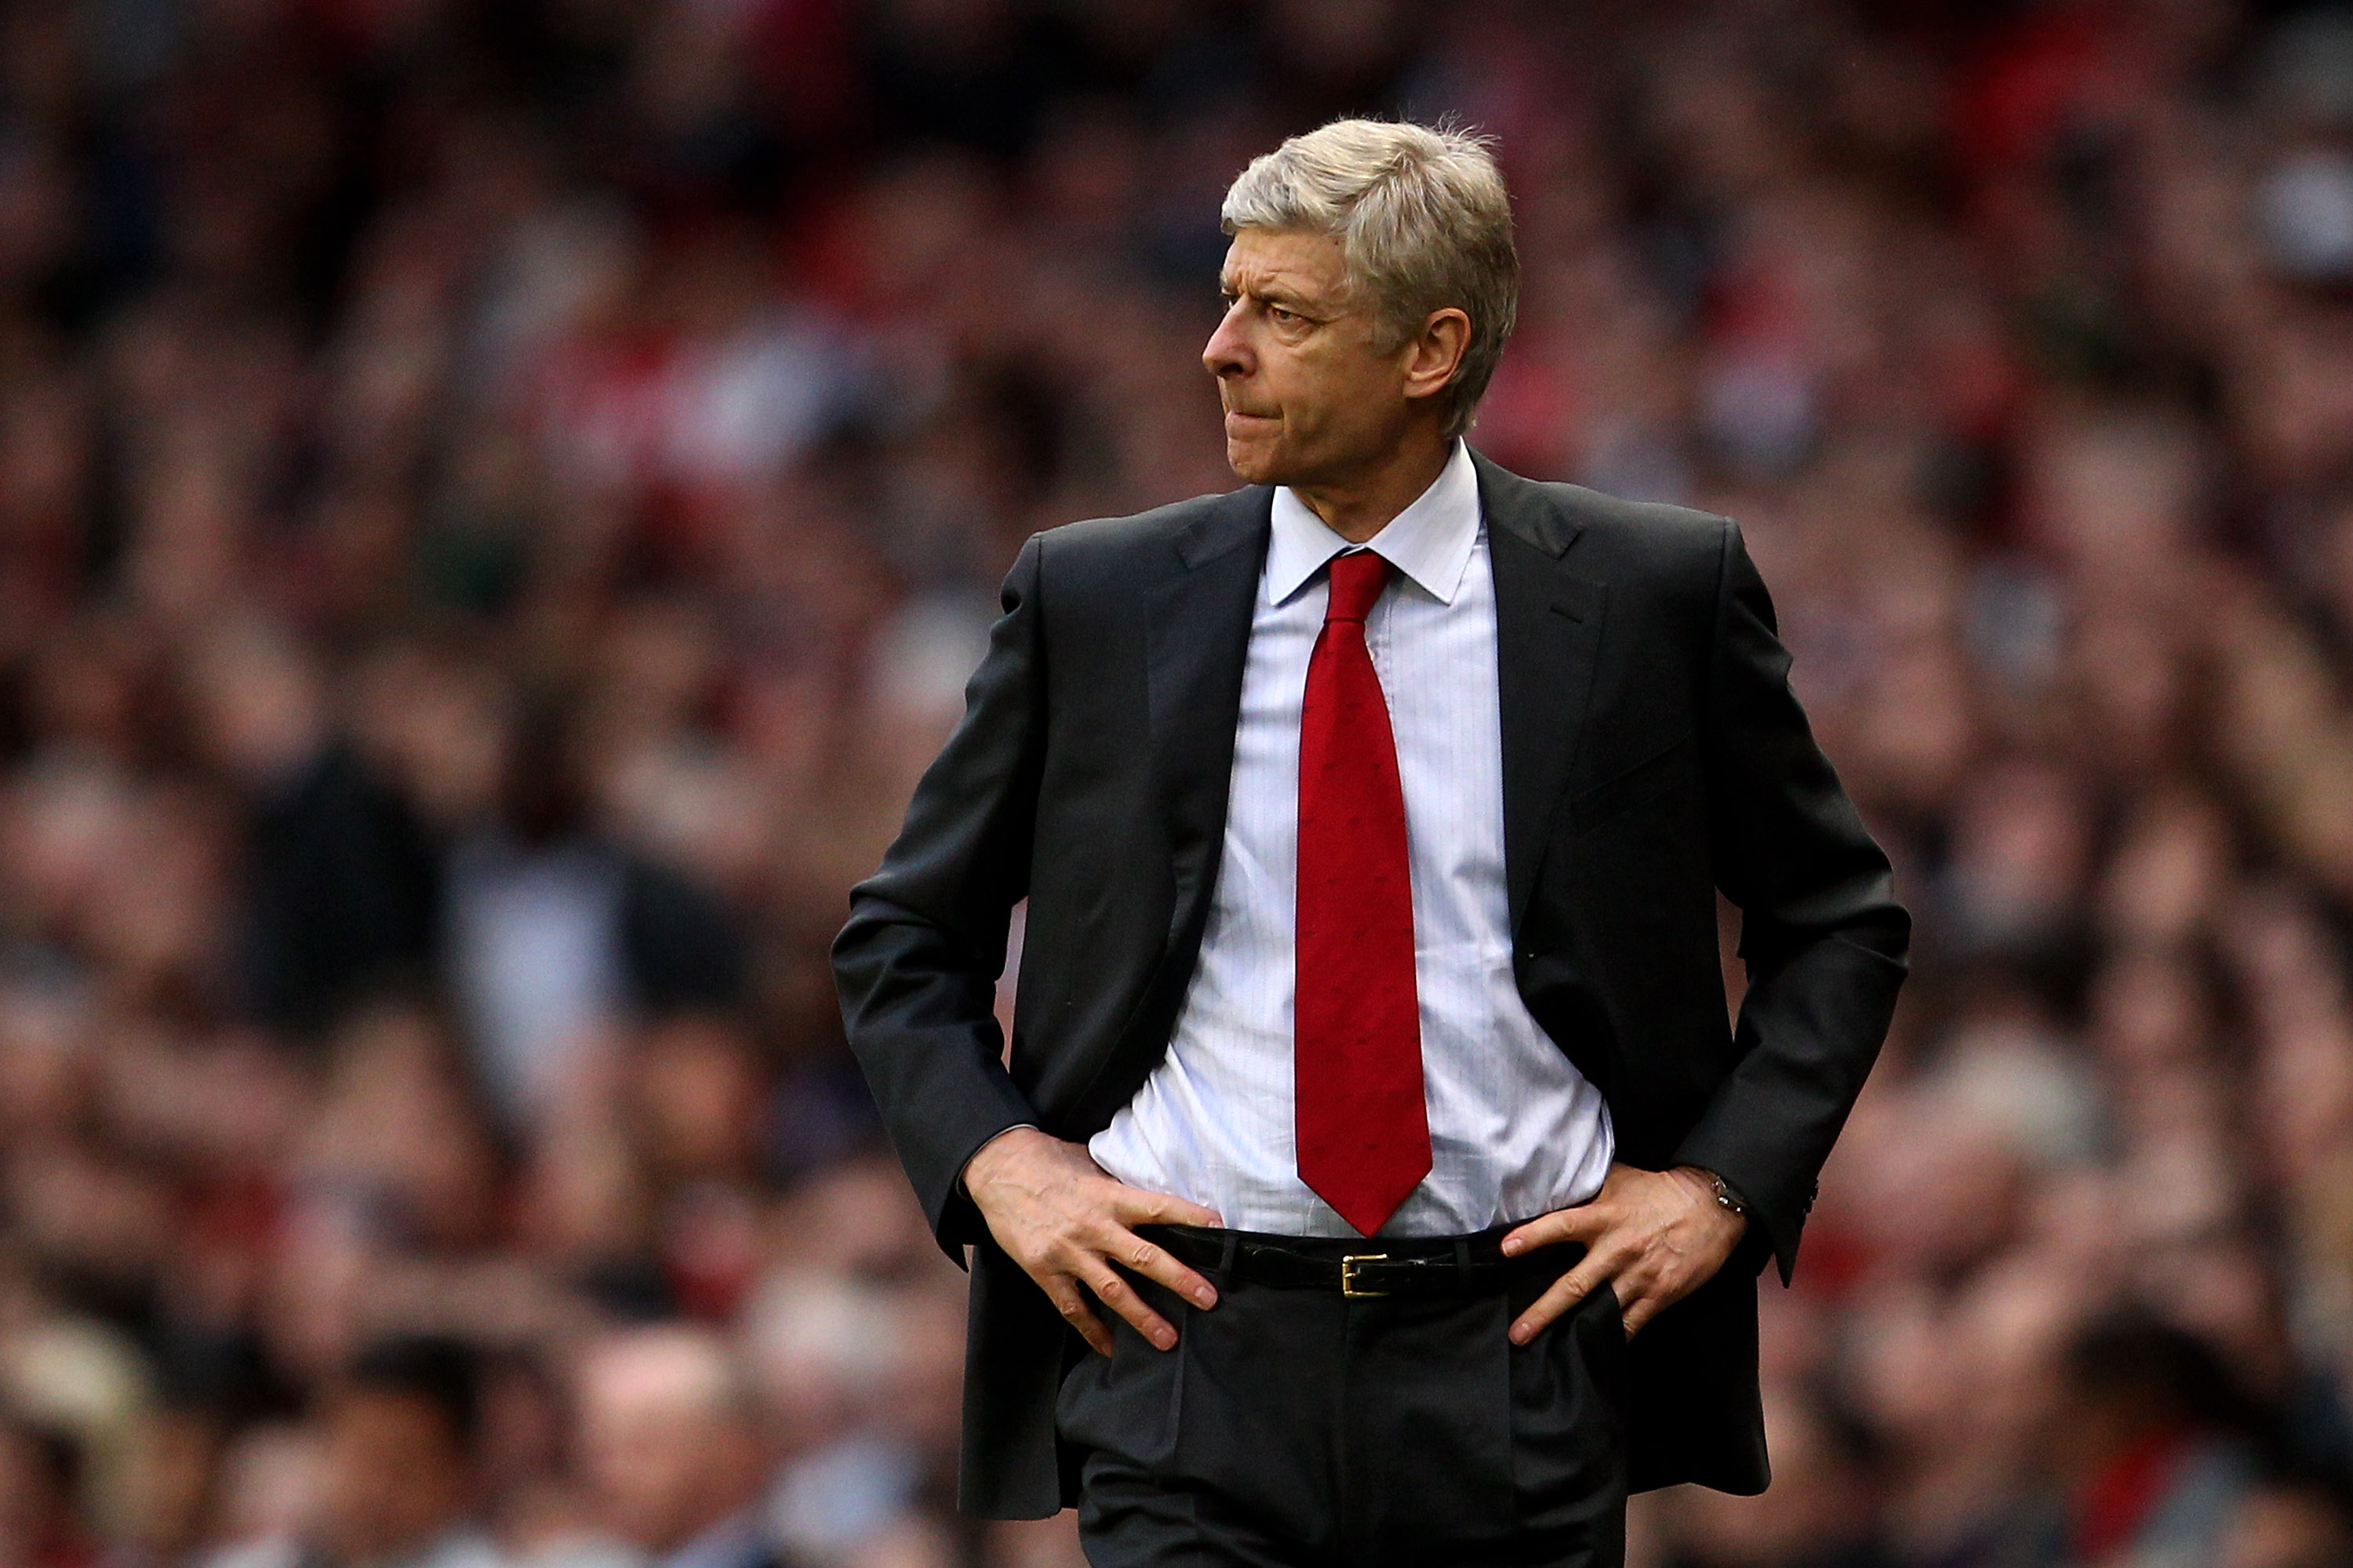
<box><xmin>1295</xmin><ymin>551</ymin><xmax>1430</xmax><ymax>1236</ymax></box>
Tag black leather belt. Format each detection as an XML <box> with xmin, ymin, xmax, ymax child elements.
<box><xmin>1139</xmin><ymin>1224</ymin><xmax>1580</xmax><ymax>1299</ymax></box>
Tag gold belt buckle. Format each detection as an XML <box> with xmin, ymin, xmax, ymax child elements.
<box><xmin>1340</xmin><ymin>1253</ymin><xmax>1389</xmax><ymax>1298</ymax></box>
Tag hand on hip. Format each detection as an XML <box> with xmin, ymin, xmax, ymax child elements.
<box><xmin>963</xmin><ymin>1126</ymin><xmax>1225</xmax><ymax>1355</ymax></box>
<box><xmin>1498</xmin><ymin>1162</ymin><xmax>1747</xmax><ymax>1343</ymax></box>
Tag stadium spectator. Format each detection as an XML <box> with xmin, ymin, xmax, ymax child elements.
<box><xmin>573</xmin><ymin>1326</ymin><xmax>780</xmax><ymax>1568</ymax></box>
<box><xmin>205</xmin><ymin>1337</ymin><xmax>496</xmax><ymax>1568</ymax></box>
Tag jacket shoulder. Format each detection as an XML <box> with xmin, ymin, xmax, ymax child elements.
<box><xmin>1035</xmin><ymin>486</ymin><xmax>1260</xmax><ymax>566</ymax></box>
<box><xmin>1562</xmin><ymin>484</ymin><xmax>1727</xmax><ymax>541</ymax></box>
<box><xmin>1544</xmin><ymin>479</ymin><xmax>1731</xmax><ymax>565</ymax></box>
<box><xmin>1472</xmin><ymin>450</ymin><xmax>1728</xmax><ymax>576</ymax></box>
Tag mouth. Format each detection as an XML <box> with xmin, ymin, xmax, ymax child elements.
<box><xmin>1224</xmin><ymin>409</ymin><xmax>1278</xmax><ymax>428</ymax></box>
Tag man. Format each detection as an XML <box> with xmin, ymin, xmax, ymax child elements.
<box><xmin>573</xmin><ymin>1326</ymin><xmax>784</xmax><ymax>1568</ymax></box>
<box><xmin>222</xmin><ymin>1336</ymin><xmax>500</xmax><ymax>1568</ymax></box>
<box><xmin>182</xmin><ymin>616</ymin><xmax>439</xmax><ymax>1039</ymax></box>
<box><xmin>834</xmin><ymin>119</ymin><xmax>1908</xmax><ymax>1565</ymax></box>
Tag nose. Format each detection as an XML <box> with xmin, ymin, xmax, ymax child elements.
<box><xmin>1202</xmin><ymin>299</ymin><xmax>1251</xmax><ymax>380</ymax></box>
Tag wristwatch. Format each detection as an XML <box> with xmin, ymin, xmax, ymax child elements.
<box><xmin>1708</xmin><ymin>1173</ymin><xmax>1748</xmax><ymax>1219</ymax></box>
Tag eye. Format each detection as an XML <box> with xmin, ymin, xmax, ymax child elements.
<box><xmin>1268</xmin><ymin>305</ymin><xmax>1299</xmax><ymax>325</ymax></box>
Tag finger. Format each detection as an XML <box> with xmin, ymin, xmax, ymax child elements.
<box><xmin>1041</xmin><ymin>1273</ymin><xmax>1115</xmax><ymax>1357</ymax></box>
<box><xmin>1114</xmin><ymin>1184</ymin><xmax>1225</xmax><ymax>1231</ymax></box>
<box><xmin>1620</xmin><ymin>1286</ymin><xmax>1662</xmax><ymax>1339</ymax></box>
<box><xmin>1501</xmin><ymin>1205</ymin><xmax>1609</xmax><ymax>1257</ymax></box>
<box><xmin>1509</xmin><ymin>1252</ymin><xmax>1621</xmax><ymax>1346</ymax></box>
<box><xmin>1078</xmin><ymin>1261</ymin><xmax>1180</xmax><ymax>1352</ymax></box>
<box><xmin>1102</xmin><ymin>1224</ymin><xmax>1219</xmax><ymax>1309</ymax></box>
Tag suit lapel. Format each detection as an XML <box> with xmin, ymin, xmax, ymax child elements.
<box><xmin>1143</xmin><ymin>460</ymin><xmax>1602</xmax><ymax>938</ymax></box>
<box><xmin>1066</xmin><ymin>486</ymin><xmax>1269</xmax><ymax>1135</ymax></box>
<box><xmin>1476</xmin><ymin>453</ymin><xmax>1609</xmax><ymax>932</ymax></box>
<box><xmin>1146</xmin><ymin>486</ymin><xmax>1273</xmax><ymax>937</ymax></box>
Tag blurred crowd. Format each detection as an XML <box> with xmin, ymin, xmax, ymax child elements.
<box><xmin>4</xmin><ymin>0</ymin><xmax>2353</xmax><ymax>1566</ymax></box>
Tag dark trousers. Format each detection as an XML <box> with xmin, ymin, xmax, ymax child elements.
<box><xmin>1055</xmin><ymin>1235</ymin><xmax>1630</xmax><ymax>1567</ymax></box>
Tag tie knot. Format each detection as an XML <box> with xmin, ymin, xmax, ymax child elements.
<box><xmin>1324</xmin><ymin>551</ymin><xmax>1391</xmax><ymax>625</ymax></box>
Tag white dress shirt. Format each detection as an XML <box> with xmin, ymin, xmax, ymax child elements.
<box><xmin>1089</xmin><ymin>441</ymin><xmax>1614</xmax><ymax>1237</ymax></box>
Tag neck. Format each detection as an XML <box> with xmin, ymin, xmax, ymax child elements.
<box><xmin>1289</xmin><ymin>426</ymin><xmax>1455</xmax><ymax>544</ymax></box>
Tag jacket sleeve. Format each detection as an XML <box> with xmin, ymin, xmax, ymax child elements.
<box><xmin>1672</xmin><ymin>518</ymin><xmax>1910</xmax><ymax>1283</ymax></box>
<box><xmin>833</xmin><ymin>535</ymin><xmax>1049</xmax><ymax>1257</ymax></box>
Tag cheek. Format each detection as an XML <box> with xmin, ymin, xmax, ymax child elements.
<box><xmin>1290</xmin><ymin>348</ymin><xmax>1388</xmax><ymax>428</ymax></box>
<box><xmin>1260</xmin><ymin>351</ymin><xmax>1329</xmax><ymax>426</ymax></box>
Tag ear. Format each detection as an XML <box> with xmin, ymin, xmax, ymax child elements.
<box><xmin>1401</xmin><ymin>307</ymin><xmax>1472</xmax><ymax>404</ymax></box>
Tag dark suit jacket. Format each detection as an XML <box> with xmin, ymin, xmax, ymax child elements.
<box><xmin>833</xmin><ymin>451</ymin><xmax>1910</xmax><ymax>1517</ymax></box>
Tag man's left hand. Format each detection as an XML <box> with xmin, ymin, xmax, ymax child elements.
<box><xmin>1500</xmin><ymin>1162</ymin><xmax>1747</xmax><ymax>1343</ymax></box>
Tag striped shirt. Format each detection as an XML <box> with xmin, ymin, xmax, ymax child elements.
<box><xmin>1089</xmin><ymin>440</ymin><xmax>1614</xmax><ymax>1237</ymax></box>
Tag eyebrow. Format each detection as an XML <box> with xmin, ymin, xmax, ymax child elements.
<box><xmin>1219</xmin><ymin>275</ymin><xmax>1327</xmax><ymax>314</ymax></box>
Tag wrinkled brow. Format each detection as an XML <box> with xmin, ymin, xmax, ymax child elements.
<box><xmin>1220</xmin><ymin>267</ymin><xmax>1342</xmax><ymax>314</ymax></box>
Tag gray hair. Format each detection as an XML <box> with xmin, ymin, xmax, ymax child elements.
<box><xmin>1221</xmin><ymin>118</ymin><xmax>1518</xmax><ymax>438</ymax></box>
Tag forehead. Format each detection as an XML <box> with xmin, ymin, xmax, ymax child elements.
<box><xmin>1220</xmin><ymin>227</ymin><xmax>1349</xmax><ymax>301</ymax></box>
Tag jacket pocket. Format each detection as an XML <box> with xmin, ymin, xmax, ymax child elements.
<box><xmin>1570</xmin><ymin>734</ymin><xmax>1693</xmax><ymax>833</ymax></box>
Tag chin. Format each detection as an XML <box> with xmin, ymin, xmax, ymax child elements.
<box><xmin>1223</xmin><ymin>438</ymin><xmax>1287</xmax><ymax>487</ymax></box>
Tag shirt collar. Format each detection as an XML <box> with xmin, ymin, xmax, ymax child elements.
<box><xmin>1266</xmin><ymin>439</ymin><xmax>1482</xmax><ymax>608</ymax></box>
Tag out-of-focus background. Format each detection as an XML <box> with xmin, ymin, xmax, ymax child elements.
<box><xmin>7</xmin><ymin>1</ymin><xmax>2353</xmax><ymax>1566</ymax></box>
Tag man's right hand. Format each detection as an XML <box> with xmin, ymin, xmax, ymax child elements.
<box><xmin>962</xmin><ymin>1126</ymin><xmax>1224</xmax><ymax>1355</ymax></box>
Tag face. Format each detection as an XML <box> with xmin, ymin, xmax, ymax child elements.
<box><xmin>579</xmin><ymin>1389</ymin><xmax>707</xmax><ymax>1552</ymax></box>
<box><xmin>1204</xmin><ymin>228</ymin><xmax>1445</xmax><ymax>489</ymax></box>
<box><xmin>315</xmin><ymin>1391</ymin><xmax>470</xmax><ymax>1566</ymax></box>
<box><xmin>578</xmin><ymin>1369</ymin><xmax>762</xmax><ymax>1553</ymax></box>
